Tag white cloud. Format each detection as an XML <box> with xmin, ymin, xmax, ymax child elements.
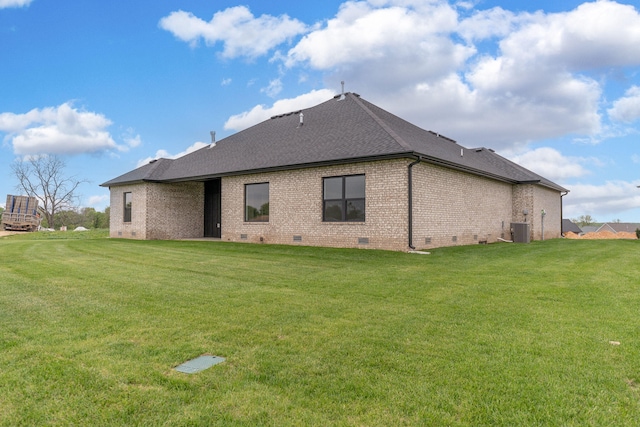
<box><xmin>221</xmin><ymin>78</ymin><xmax>232</xmax><ymax>86</ymax></box>
<box><xmin>498</xmin><ymin>1</ymin><xmax>640</xmax><ymax>70</ymax></box>
<box><xmin>563</xmin><ymin>180</ymin><xmax>640</xmax><ymax>220</ymax></box>
<box><xmin>136</xmin><ymin>141</ymin><xmax>209</xmax><ymax>167</ymax></box>
<box><xmin>285</xmin><ymin>1</ymin><xmax>465</xmax><ymax>73</ymax></box>
<box><xmin>0</xmin><ymin>103</ymin><xmax>118</xmax><ymax>155</ymax></box>
<box><xmin>225</xmin><ymin>0</ymin><xmax>630</xmax><ymax>150</ymax></box>
<box><xmin>509</xmin><ymin>147</ymin><xmax>590</xmax><ymax>181</ymax></box>
<box><xmin>0</xmin><ymin>0</ymin><xmax>32</xmax><ymax>8</ymax></box>
<box><xmin>224</xmin><ymin>89</ymin><xmax>335</xmax><ymax>131</ymax></box>
<box><xmin>159</xmin><ymin>6</ymin><xmax>307</xmax><ymax>59</ymax></box>
<box><xmin>609</xmin><ymin>86</ymin><xmax>640</xmax><ymax>123</ymax></box>
<box><xmin>86</xmin><ymin>194</ymin><xmax>109</xmax><ymax>208</ymax></box>
<box><xmin>261</xmin><ymin>78</ymin><xmax>283</xmax><ymax>98</ymax></box>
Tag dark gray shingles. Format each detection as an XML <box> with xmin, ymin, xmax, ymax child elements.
<box><xmin>102</xmin><ymin>93</ymin><xmax>567</xmax><ymax>192</ymax></box>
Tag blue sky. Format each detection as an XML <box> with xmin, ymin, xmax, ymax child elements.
<box><xmin>2</xmin><ymin>0</ymin><xmax>640</xmax><ymax>222</ymax></box>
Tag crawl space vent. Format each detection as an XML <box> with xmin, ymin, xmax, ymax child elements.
<box><xmin>174</xmin><ymin>355</ymin><xmax>225</xmax><ymax>374</ymax></box>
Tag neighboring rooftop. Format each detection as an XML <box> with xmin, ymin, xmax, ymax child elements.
<box><xmin>102</xmin><ymin>93</ymin><xmax>567</xmax><ymax>192</ymax></box>
<box><xmin>562</xmin><ymin>219</ymin><xmax>582</xmax><ymax>234</ymax></box>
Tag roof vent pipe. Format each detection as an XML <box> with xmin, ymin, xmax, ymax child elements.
<box><xmin>460</xmin><ymin>148</ymin><xmax>463</xmax><ymax>157</ymax></box>
<box><xmin>299</xmin><ymin>112</ymin><xmax>304</xmax><ymax>126</ymax></box>
<box><xmin>209</xmin><ymin>131</ymin><xmax>216</xmax><ymax>148</ymax></box>
<box><xmin>339</xmin><ymin>81</ymin><xmax>346</xmax><ymax>100</ymax></box>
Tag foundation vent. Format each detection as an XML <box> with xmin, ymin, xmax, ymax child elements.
<box><xmin>240</xmin><ymin>234</ymin><xmax>248</xmax><ymax>240</ymax></box>
<box><xmin>293</xmin><ymin>235</ymin><xmax>302</xmax><ymax>242</ymax></box>
<box><xmin>358</xmin><ymin>237</ymin><xmax>369</xmax><ymax>245</ymax></box>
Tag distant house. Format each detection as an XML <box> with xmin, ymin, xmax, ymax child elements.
<box><xmin>101</xmin><ymin>93</ymin><xmax>567</xmax><ymax>251</ymax></box>
<box><xmin>596</xmin><ymin>223</ymin><xmax>640</xmax><ymax>234</ymax></box>
<box><xmin>562</xmin><ymin>219</ymin><xmax>582</xmax><ymax>235</ymax></box>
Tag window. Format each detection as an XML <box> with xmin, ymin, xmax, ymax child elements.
<box><xmin>245</xmin><ymin>182</ymin><xmax>269</xmax><ymax>222</ymax></box>
<box><xmin>323</xmin><ymin>174</ymin><xmax>365</xmax><ymax>222</ymax></box>
<box><xmin>123</xmin><ymin>192</ymin><xmax>132</xmax><ymax>223</ymax></box>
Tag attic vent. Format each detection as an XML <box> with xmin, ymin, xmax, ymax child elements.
<box><xmin>428</xmin><ymin>131</ymin><xmax>457</xmax><ymax>143</ymax></box>
<box><xmin>271</xmin><ymin>110</ymin><xmax>302</xmax><ymax>120</ymax></box>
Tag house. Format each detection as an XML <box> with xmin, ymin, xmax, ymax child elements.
<box><xmin>562</xmin><ymin>219</ymin><xmax>583</xmax><ymax>235</ymax></box>
<box><xmin>101</xmin><ymin>93</ymin><xmax>567</xmax><ymax>251</ymax></box>
<box><xmin>596</xmin><ymin>223</ymin><xmax>640</xmax><ymax>234</ymax></box>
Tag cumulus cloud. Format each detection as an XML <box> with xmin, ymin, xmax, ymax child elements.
<box><xmin>563</xmin><ymin>180</ymin><xmax>640</xmax><ymax>219</ymax></box>
<box><xmin>0</xmin><ymin>103</ymin><xmax>119</xmax><ymax>155</ymax></box>
<box><xmin>159</xmin><ymin>6</ymin><xmax>307</xmax><ymax>59</ymax></box>
<box><xmin>0</xmin><ymin>0</ymin><xmax>32</xmax><ymax>8</ymax></box>
<box><xmin>224</xmin><ymin>89</ymin><xmax>335</xmax><ymax>131</ymax></box>
<box><xmin>213</xmin><ymin>0</ymin><xmax>640</xmax><ymax>153</ymax></box>
<box><xmin>136</xmin><ymin>141</ymin><xmax>209</xmax><ymax>167</ymax></box>
<box><xmin>609</xmin><ymin>86</ymin><xmax>640</xmax><ymax>123</ymax></box>
<box><xmin>509</xmin><ymin>147</ymin><xmax>590</xmax><ymax>181</ymax></box>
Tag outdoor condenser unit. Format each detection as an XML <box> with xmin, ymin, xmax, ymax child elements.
<box><xmin>511</xmin><ymin>222</ymin><xmax>530</xmax><ymax>243</ymax></box>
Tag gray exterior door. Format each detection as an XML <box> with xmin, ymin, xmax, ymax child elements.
<box><xmin>204</xmin><ymin>179</ymin><xmax>221</xmax><ymax>238</ymax></box>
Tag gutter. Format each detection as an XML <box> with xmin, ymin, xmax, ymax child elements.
<box><xmin>408</xmin><ymin>157</ymin><xmax>422</xmax><ymax>250</ymax></box>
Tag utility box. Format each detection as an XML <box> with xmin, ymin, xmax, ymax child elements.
<box><xmin>511</xmin><ymin>222</ymin><xmax>530</xmax><ymax>243</ymax></box>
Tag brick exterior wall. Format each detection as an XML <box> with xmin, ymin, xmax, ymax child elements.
<box><xmin>108</xmin><ymin>182</ymin><xmax>203</xmax><ymax>240</ymax></box>
<box><xmin>108</xmin><ymin>159</ymin><xmax>563</xmax><ymax>250</ymax></box>
<box><xmin>221</xmin><ymin>159</ymin><xmax>409</xmax><ymax>251</ymax></box>
<box><xmin>411</xmin><ymin>162</ymin><xmax>514</xmax><ymax>249</ymax></box>
<box><xmin>531</xmin><ymin>185</ymin><xmax>563</xmax><ymax>240</ymax></box>
<box><xmin>145</xmin><ymin>182</ymin><xmax>204</xmax><ymax>240</ymax></box>
<box><xmin>109</xmin><ymin>183</ymin><xmax>148</xmax><ymax>239</ymax></box>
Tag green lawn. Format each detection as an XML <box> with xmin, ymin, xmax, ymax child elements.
<box><xmin>1</xmin><ymin>231</ymin><xmax>639</xmax><ymax>426</ymax></box>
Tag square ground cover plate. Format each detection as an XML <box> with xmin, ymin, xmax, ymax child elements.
<box><xmin>174</xmin><ymin>355</ymin><xmax>225</xmax><ymax>374</ymax></box>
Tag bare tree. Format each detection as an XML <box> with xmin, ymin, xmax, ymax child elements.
<box><xmin>11</xmin><ymin>155</ymin><xmax>87</xmax><ymax>229</ymax></box>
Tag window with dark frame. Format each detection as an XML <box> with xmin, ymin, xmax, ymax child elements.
<box><xmin>245</xmin><ymin>182</ymin><xmax>269</xmax><ymax>222</ymax></box>
<box><xmin>123</xmin><ymin>192</ymin><xmax>132</xmax><ymax>223</ymax></box>
<box><xmin>323</xmin><ymin>174</ymin><xmax>365</xmax><ymax>222</ymax></box>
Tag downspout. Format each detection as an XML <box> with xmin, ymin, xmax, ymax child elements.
<box><xmin>561</xmin><ymin>191</ymin><xmax>568</xmax><ymax>236</ymax></box>
<box><xmin>408</xmin><ymin>157</ymin><xmax>421</xmax><ymax>250</ymax></box>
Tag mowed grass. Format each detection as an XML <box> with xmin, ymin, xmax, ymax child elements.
<box><xmin>1</xmin><ymin>231</ymin><xmax>639</xmax><ymax>426</ymax></box>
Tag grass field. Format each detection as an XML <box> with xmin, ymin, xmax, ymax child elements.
<box><xmin>1</xmin><ymin>231</ymin><xmax>639</xmax><ymax>426</ymax></box>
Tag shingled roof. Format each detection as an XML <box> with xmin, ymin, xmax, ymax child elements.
<box><xmin>101</xmin><ymin>93</ymin><xmax>567</xmax><ymax>192</ymax></box>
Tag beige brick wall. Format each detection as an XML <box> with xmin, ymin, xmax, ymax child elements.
<box><xmin>146</xmin><ymin>182</ymin><xmax>204</xmax><ymax>240</ymax></box>
<box><xmin>108</xmin><ymin>159</ymin><xmax>563</xmax><ymax>250</ymax></box>
<box><xmin>221</xmin><ymin>159</ymin><xmax>409</xmax><ymax>251</ymax></box>
<box><xmin>531</xmin><ymin>185</ymin><xmax>563</xmax><ymax>240</ymax></box>
<box><xmin>109</xmin><ymin>183</ymin><xmax>148</xmax><ymax>239</ymax></box>
<box><xmin>511</xmin><ymin>184</ymin><xmax>562</xmax><ymax>241</ymax></box>
<box><xmin>411</xmin><ymin>162</ymin><xmax>514</xmax><ymax>249</ymax></box>
<box><xmin>108</xmin><ymin>182</ymin><xmax>204</xmax><ymax>240</ymax></box>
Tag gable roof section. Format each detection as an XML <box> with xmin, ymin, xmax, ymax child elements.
<box><xmin>102</xmin><ymin>93</ymin><xmax>567</xmax><ymax>192</ymax></box>
<box><xmin>562</xmin><ymin>219</ymin><xmax>583</xmax><ymax>234</ymax></box>
<box><xmin>597</xmin><ymin>222</ymin><xmax>640</xmax><ymax>233</ymax></box>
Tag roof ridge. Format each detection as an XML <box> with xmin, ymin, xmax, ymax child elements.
<box><xmin>350</xmin><ymin>94</ymin><xmax>414</xmax><ymax>152</ymax></box>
